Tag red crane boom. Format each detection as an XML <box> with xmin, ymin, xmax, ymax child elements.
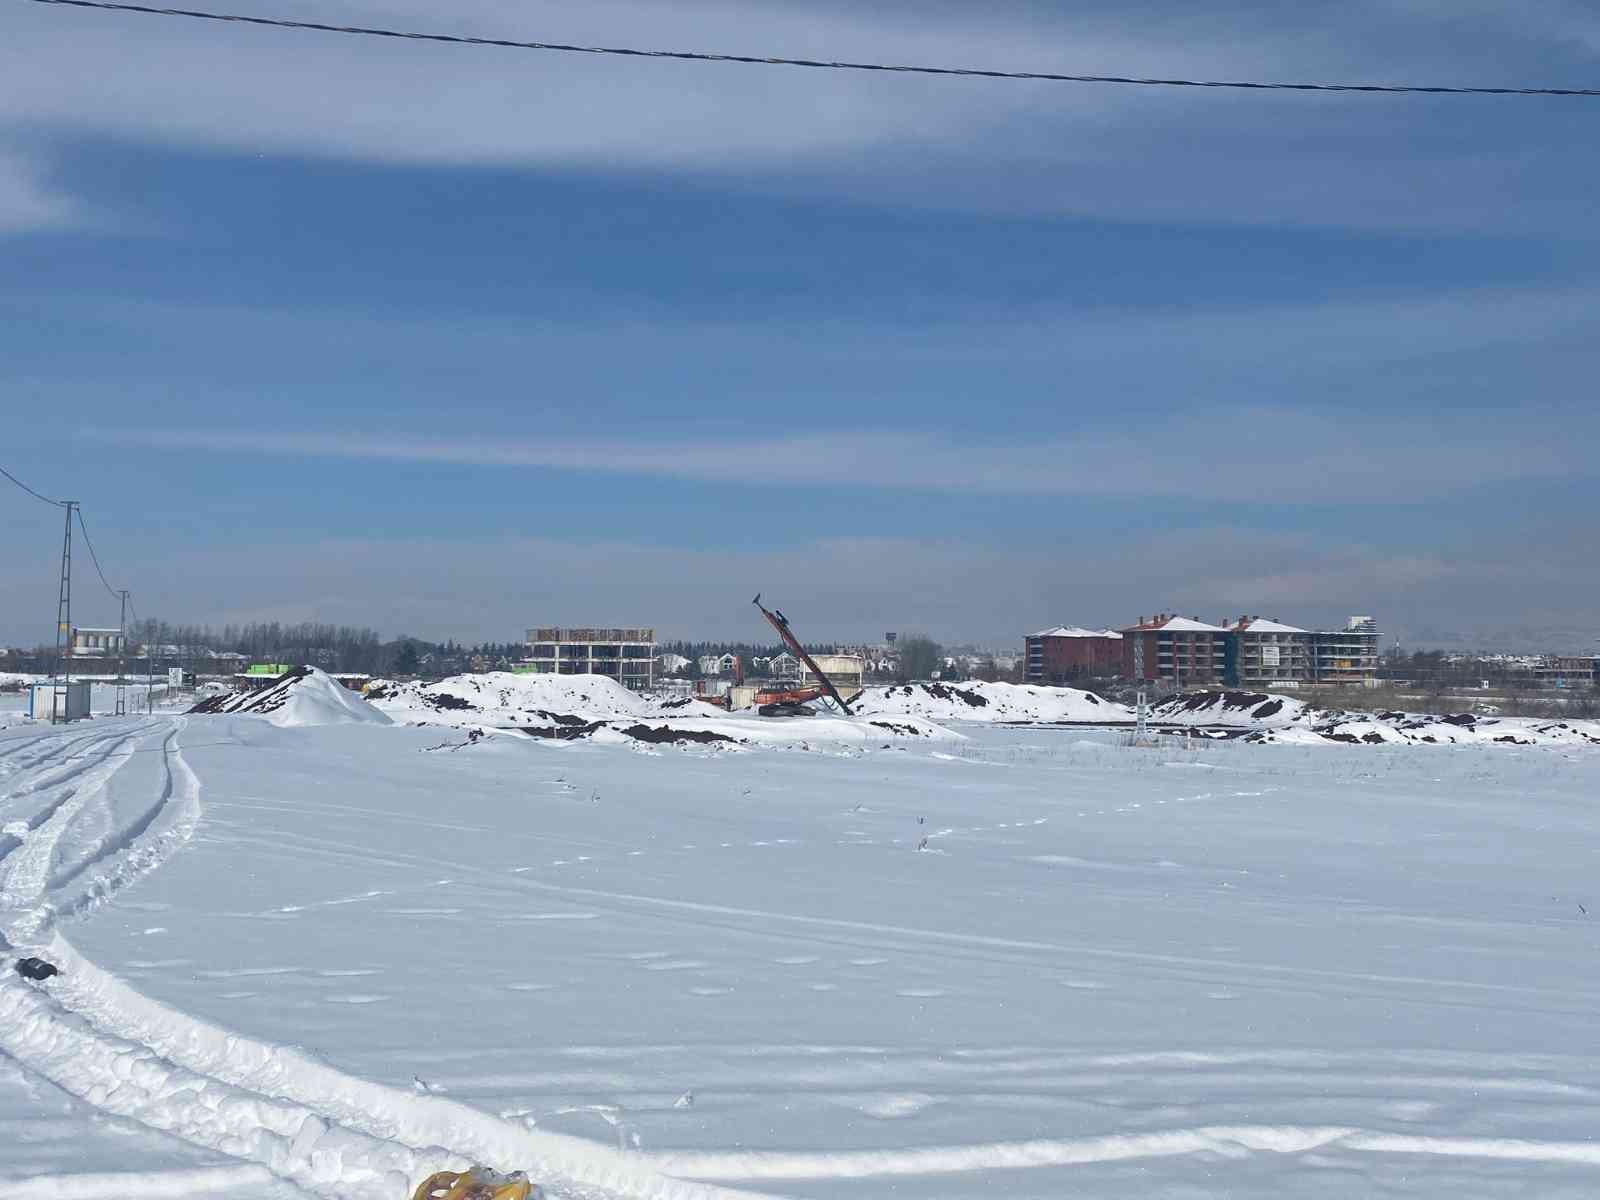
<box><xmin>752</xmin><ymin>594</ymin><xmax>853</xmax><ymax>715</ymax></box>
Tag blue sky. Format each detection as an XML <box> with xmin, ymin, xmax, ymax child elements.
<box><xmin>3</xmin><ymin>0</ymin><xmax>1599</xmax><ymax>649</ymax></box>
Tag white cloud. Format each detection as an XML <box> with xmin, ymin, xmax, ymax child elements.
<box><xmin>68</xmin><ymin>277</ymin><xmax>1600</xmax><ymax>504</ymax></box>
<box><xmin>6</xmin><ymin>1</ymin><xmax>1599</xmax><ymax>230</ymax></box>
<box><xmin>0</xmin><ymin>147</ymin><xmax>80</xmax><ymax>233</ymax></box>
<box><xmin>93</xmin><ymin>400</ymin><xmax>1590</xmax><ymax>504</ymax></box>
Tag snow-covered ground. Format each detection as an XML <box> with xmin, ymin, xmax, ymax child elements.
<box><xmin>3</xmin><ymin>691</ymin><xmax>1600</xmax><ymax>1198</ymax></box>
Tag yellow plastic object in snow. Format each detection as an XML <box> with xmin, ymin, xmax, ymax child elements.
<box><xmin>411</xmin><ymin>1166</ymin><xmax>538</xmax><ymax>1200</ymax></box>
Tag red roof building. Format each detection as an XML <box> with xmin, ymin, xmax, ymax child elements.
<box><xmin>1023</xmin><ymin>626</ymin><xmax>1124</xmax><ymax>685</ymax></box>
<box><xmin>1119</xmin><ymin>614</ymin><xmax>1230</xmax><ymax>685</ymax></box>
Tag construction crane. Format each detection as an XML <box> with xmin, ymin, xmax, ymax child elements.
<box><xmin>752</xmin><ymin>594</ymin><xmax>854</xmax><ymax>717</ymax></box>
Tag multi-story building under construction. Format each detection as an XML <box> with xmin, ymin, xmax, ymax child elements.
<box><xmin>523</xmin><ymin>627</ymin><xmax>656</xmax><ymax>691</ymax></box>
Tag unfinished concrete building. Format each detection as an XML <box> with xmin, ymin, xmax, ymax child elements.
<box><xmin>1228</xmin><ymin>617</ymin><xmax>1314</xmax><ymax>687</ymax></box>
<box><xmin>524</xmin><ymin>627</ymin><xmax>656</xmax><ymax>691</ymax></box>
<box><xmin>1312</xmin><ymin>616</ymin><xmax>1380</xmax><ymax>686</ymax></box>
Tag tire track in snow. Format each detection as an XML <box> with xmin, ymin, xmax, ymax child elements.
<box><xmin>3</xmin><ymin>725</ymin><xmax>132</xmax><ymax>777</ymax></box>
<box><xmin>0</xmin><ymin>726</ymin><xmax>156</xmax><ymax>941</ymax></box>
<box><xmin>650</xmin><ymin>1125</ymin><xmax>1600</xmax><ymax>1181</ymax></box>
<box><xmin>0</xmin><ymin>719</ymin><xmax>767</xmax><ymax>1200</ymax></box>
<box><xmin>0</xmin><ymin>729</ymin><xmax>60</xmax><ymax>762</ymax></box>
<box><xmin>18</xmin><ymin>940</ymin><xmax>763</xmax><ymax>1200</ymax></box>
<box><xmin>0</xmin><ymin>1165</ymin><xmax>278</xmax><ymax>1196</ymax></box>
<box><xmin>50</xmin><ymin>726</ymin><xmax>180</xmax><ymax>892</ymax></box>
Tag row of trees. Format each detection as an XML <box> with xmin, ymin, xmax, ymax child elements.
<box><xmin>6</xmin><ymin>621</ymin><xmax>976</xmax><ymax>687</ymax></box>
<box><xmin>1381</xmin><ymin>649</ymin><xmax>1597</xmax><ymax>691</ymax></box>
<box><xmin>1</xmin><ymin>621</ymin><xmax>526</xmax><ymax>680</ymax></box>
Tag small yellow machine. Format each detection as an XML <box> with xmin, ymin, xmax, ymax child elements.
<box><xmin>411</xmin><ymin>1166</ymin><xmax>540</xmax><ymax>1200</ymax></box>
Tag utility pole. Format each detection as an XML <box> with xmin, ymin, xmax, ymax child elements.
<box><xmin>51</xmin><ymin>502</ymin><xmax>78</xmax><ymax>724</ymax></box>
<box><xmin>116</xmin><ymin>589</ymin><xmax>130</xmax><ymax>717</ymax></box>
<box><xmin>1132</xmin><ymin>630</ymin><xmax>1149</xmax><ymax>744</ymax></box>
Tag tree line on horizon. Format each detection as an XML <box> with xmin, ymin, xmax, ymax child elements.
<box><xmin>4</xmin><ymin>621</ymin><xmax>969</xmax><ymax>686</ymax></box>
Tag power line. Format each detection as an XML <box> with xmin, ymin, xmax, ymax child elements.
<box><xmin>75</xmin><ymin>506</ymin><xmax>123</xmax><ymax>601</ymax></box>
<box><xmin>0</xmin><ymin>462</ymin><xmax>66</xmax><ymax>508</ymax></box>
<box><xmin>25</xmin><ymin>0</ymin><xmax>1600</xmax><ymax>98</ymax></box>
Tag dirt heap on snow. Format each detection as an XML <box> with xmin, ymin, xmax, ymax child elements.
<box><xmin>189</xmin><ymin>667</ymin><xmax>392</xmax><ymax>728</ymax></box>
<box><xmin>1149</xmin><ymin>689</ymin><xmax>1600</xmax><ymax>747</ymax></box>
<box><xmin>1249</xmin><ymin>711</ymin><xmax>1600</xmax><ymax>747</ymax></box>
<box><xmin>511</xmin><ymin>710</ymin><xmax>958</xmax><ymax>749</ymax></box>
<box><xmin>1150</xmin><ymin>690</ymin><xmax>1314</xmax><ymax>728</ymax></box>
<box><xmin>365</xmin><ymin>672</ymin><xmax>712</xmax><ymax>729</ymax></box>
<box><xmin>855</xmin><ymin>681</ymin><xmax>1129</xmax><ymax>724</ymax></box>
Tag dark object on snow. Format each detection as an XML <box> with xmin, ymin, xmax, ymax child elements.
<box><xmin>15</xmin><ymin>956</ymin><xmax>59</xmax><ymax>981</ymax></box>
<box><xmin>752</xmin><ymin>594</ymin><xmax>854</xmax><ymax>716</ymax></box>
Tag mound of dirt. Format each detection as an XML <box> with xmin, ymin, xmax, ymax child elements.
<box><xmin>856</xmin><ymin>682</ymin><xmax>1125</xmax><ymax>724</ymax></box>
<box><xmin>366</xmin><ymin>672</ymin><xmax>687</xmax><ymax>728</ymax></box>
<box><xmin>1151</xmin><ymin>691</ymin><xmax>1314</xmax><ymax>728</ymax></box>
<box><xmin>189</xmin><ymin>668</ymin><xmax>392</xmax><ymax>728</ymax></box>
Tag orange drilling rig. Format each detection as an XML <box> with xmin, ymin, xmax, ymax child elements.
<box><xmin>752</xmin><ymin>594</ymin><xmax>854</xmax><ymax>717</ymax></box>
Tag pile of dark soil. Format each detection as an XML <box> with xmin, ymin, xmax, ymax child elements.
<box><xmin>188</xmin><ymin>667</ymin><xmax>312</xmax><ymax>715</ymax></box>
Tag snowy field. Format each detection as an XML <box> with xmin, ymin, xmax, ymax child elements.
<box><xmin>3</xmin><ymin>681</ymin><xmax>1600</xmax><ymax>1198</ymax></box>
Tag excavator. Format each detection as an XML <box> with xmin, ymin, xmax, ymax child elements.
<box><xmin>752</xmin><ymin>594</ymin><xmax>854</xmax><ymax>717</ymax></box>
<box><xmin>412</xmin><ymin>1167</ymin><xmax>537</xmax><ymax>1199</ymax></box>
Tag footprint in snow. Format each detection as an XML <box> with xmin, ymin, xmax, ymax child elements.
<box><xmin>387</xmin><ymin>908</ymin><xmax>463</xmax><ymax>917</ymax></box>
<box><xmin>860</xmin><ymin>1093</ymin><xmax>936</xmax><ymax>1119</ymax></box>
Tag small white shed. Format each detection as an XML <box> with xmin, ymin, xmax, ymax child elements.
<box><xmin>29</xmin><ymin>680</ymin><xmax>91</xmax><ymax>722</ymax></box>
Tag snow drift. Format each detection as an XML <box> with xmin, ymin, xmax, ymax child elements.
<box><xmin>188</xmin><ymin>667</ymin><xmax>392</xmax><ymax>728</ymax></box>
<box><xmin>365</xmin><ymin>672</ymin><xmax>706</xmax><ymax>728</ymax></box>
<box><xmin>855</xmin><ymin>681</ymin><xmax>1129</xmax><ymax>724</ymax></box>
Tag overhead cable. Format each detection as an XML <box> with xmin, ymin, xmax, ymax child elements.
<box><xmin>0</xmin><ymin>462</ymin><xmax>66</xmax><ymax>508</ymax></box>
<box><xmin>75</xmin><ymin>506</ymin><xmax>123</xmax><ymax>600</ymax></box>
<box><xmin>24</xmin><ymin>0</ymin><xmax>1600</xmax><ymax>97</ymax></box>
